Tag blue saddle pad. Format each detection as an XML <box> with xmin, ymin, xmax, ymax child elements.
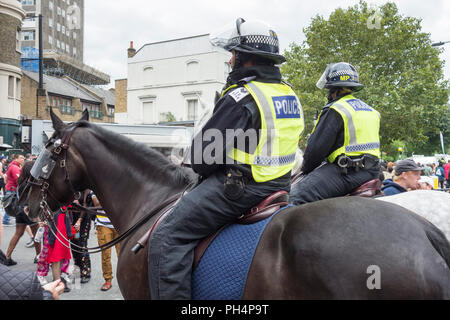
<box><xmin>191</xmin><ymin>205</ymin><xmax>293</xmax><ymax>300</ymax></box>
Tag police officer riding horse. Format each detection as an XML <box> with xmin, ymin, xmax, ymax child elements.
<box><xmin>148</xmin><ymin>18</ymin><xmax>305</xmax><ymax>300</ymax></box>
<box><xmin>290</xmin><ymin>62</ymin><xmax>381</xmax><ymax>204</ymax></box>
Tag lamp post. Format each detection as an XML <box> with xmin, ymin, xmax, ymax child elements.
<box><xmin>22</xmin><ymin>14</ymin><xmax>44</xmax><ymax>117</ymax></box>
<box><xmin>431</xmin><ymin>41</ymin><xmax>450</xmax><ymax>47</ymax></box>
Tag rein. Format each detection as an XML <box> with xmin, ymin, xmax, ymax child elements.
<box><xmin>39</xmin><ymin>192</ymin><xmax>184</xmax><ymax>254</ymax></box>
<box><xmin>28</xmin><ymin>122</ymin><xmax>188</xmax><ymax>254</ymax></box>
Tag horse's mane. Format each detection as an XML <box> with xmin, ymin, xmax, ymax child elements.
<box><xmin>74</xmin><ymin>121</ymin><xmax>198</xmax><ymax>188</ymax></box>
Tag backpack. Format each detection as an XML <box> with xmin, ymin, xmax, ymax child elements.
<box><xmin>2</xmin><ymin>191</ymin><xmax>19</xmax><ymax>217</ymax></box>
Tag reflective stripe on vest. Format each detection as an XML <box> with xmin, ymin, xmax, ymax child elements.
<box><xmin>326</xmin><ymin>95</ymin><xmax>381</xmax><ymax>163</ymax></box>
<box><xmin>225</xmin><ymin>81</ymin><xmax>305</xmax><ymax>182</ymax></box>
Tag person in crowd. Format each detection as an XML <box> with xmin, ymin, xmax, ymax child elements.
<box><xmin>35</xmin><ymin>221</ymin><xmax>71</xmax><ymax>289</ymax></box>
<box><xmin>92</xmin><ymin>191</ymin><xmax>120</xmax><ymax>292</ymax></box>
<box><xmin>423</xmin><ymin>163</ymin><xmax>433</xmax><ymax>177</ymax></box>
<box><xmin>381</xmin><ymin>159</ymin><xmax>423</xmax><ymax>196</ymax></box>
<box><xmin>444</xmin><ymin>160</ymin><xmax>450</xmax><ymax>188</ymax></box>
<box><xmin>70</xmin><ymin>191</ymin><xmax>92</xmax><ymax>284</ymax></box>
<box><xmin>3</xmin><ymin>154</ymin><xmax>24</xmax><ymax>226</ymax></box>
<box><xmin>0</xmin><ymin>156</ymin><xmax>6</xmax><ymax>195</ymax></box>
<box><xmin>0</xmin><ymin>218</ymin><xmax>65</xmax><ymax>300</ymax></box>
<box><xmin>46</xmin><ymin>205</ymin><xmax>74</xmax><ymax>292</ymax></box>
<box><xmin>435</xmin><ymin>160</ymin><xmax>446</xmax><ymax>189</ymax></box>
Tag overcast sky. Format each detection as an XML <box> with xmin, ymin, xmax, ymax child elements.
<box><xmin>84</xmin><ymin>0</ymin><xmax>450</xmax><ymax>87</ymax></box>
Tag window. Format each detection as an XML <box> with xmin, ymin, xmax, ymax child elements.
<box><xmin>49</xmin><ymin>18</ymin><xmax>53</xmax><ymax>27</ymax></box>
<box><xmin>57</xmin><ymin>23</ymin><xmax>61</xmax><ymax>32</ymax></box>
<box><xmin>73</xmin><ymin>47</ymin><xmax>76</xmax><ymax>56</ymax></box>
<box><xmin>15</xmin><ymin>79</ymin><xmax>21</xmax><ymax>99</ymax></box>
<box><xmin>21</xmin><ymin>0</ymin><xmax>36</xmax><ymax>5</ymax></box>
<box><xmin>22</xmin><ymin>30</ymin><xmax>35</xmax><ymax>41</ymax></box>
<box><xmin>143</xmin><ymin>101</ymin><xmax>155</xmax><ymax>124</ymax></box>
<box><xmin>143</xmin><ymin>66</ymin><xmax>153</xmax><ymax>85</ymax></box>
<box><xmin>48</xmin><ymin>35</ymin><xmax>53</xmax><ymax>45</ymax></box>
<box><xmin>61</xmin><ymin>42</ymin><xmax>65</xmax><ymax>50</ymax></box>
<box><xmin>186</xmin><ymin>61</ymin><xmax>199</xmax><ymax>82</ymax></box>
<box><xmin>57</xmin><ymin>7</ymin><xmax>61</xmax><ymax>15</ymax></box>
<box><xmin>8</xmin><ymin>76</ymin><xmax>14</xmax><ymax>98</ymax></box>
<box><xmin>82</xmin><ymin>103</ymin><xmax>102</xmax><ymax>118</ymax></box>
<box><xmin>57</xmin><ymin>40</ymin><xmax>60</xmax><ymax>48</ymax></box>
<box><xmin>66</xmin><ymin>44</ymin><xmax>70</xmax><ymax>53</ymax></box>
<box><xmin>49</xmin><ymin>1</ymin><xmax>53</xmax><ymax>10</ymax></box>
<box><xmin>187</xmin><ymin>99</ymin><xmax>198</xmax><ymax>121</ymax></box>
<box><xmin>73</xmin><ymin>31</ymin><xmax>77</xmax><ymax>40</ymax></box>
<box><xmin>16</xmin><ymin>28</ymin><xmax>21</xmax><ymax>51</ymax></box>
<box><xmin>62</xmin><ymin>26</ymin><xmax>65</xmax><ymax>34</ymax></box>
<box><xmin>62</xmin><ymin>9</ymin><xmax>65</xmax><ymax>18</ymax></box>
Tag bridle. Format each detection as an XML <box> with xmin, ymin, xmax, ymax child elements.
<box><xmin>26</xmin><ymin>123</ymin><xmax>186</xmax><ymax>254</ymax></box>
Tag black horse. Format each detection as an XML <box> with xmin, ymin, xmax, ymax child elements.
<box><xmin>23</xmin><ymin>109</ymin><xmax>450</xmax><ymax>299</ymax></box>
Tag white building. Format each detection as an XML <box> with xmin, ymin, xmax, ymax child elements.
<box><xmin>0</xmin><ymin>0</ymin><xmax>25</xmax><ymax>148</ymax></box>
<box><xmin>118</xmin><ymin>34</ymin><xmax>231</xmax><ymax>125</ymax></box>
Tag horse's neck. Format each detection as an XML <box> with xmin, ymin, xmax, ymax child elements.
<box><xmin>78</xmin><ymin>132</ymin><xmax>188</xmax><ymax>233</ymax></box>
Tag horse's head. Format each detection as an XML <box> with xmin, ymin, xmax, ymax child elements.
<box><xmin>25</xmin><ymin>108</ymin><xmax>90</xmax><ymax>219</ymax></box>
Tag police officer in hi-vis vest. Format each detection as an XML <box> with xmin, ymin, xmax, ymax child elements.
<box><xmin>290</xmin><ymin>62</ymin><xmax>381</xmax><ymax>205</ymax></box>
<box><xmin>148</xmin><ymin>18</ymin><xmax>305</xmax><ymax>299</ymax></box>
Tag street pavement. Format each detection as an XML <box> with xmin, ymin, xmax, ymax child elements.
<box><xmin>1</xmin><ymin>211</ymin><xmax>124</xmax><ymax>300</ymax></box>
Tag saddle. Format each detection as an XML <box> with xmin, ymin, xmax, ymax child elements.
<box><xmin>349</xmin><ymin>179</ymin><xmax>383</xmax><ymax>197</ymax></box>
<box><xmin>193</xmin><ymin>191</ymin><xmax>289</xmax><ymax>269</ymax></box>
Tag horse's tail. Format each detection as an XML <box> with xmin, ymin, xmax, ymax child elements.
<box><xmin>425</xmin><ymin>226</ymin><xmax>450</xmax><ymax>271</ymax></box>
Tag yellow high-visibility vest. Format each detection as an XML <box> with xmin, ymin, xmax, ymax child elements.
<box><xmin>223</xmin><ymin>81</ymin><xmax>305</xmax><ymax>182</ymax></box>
<box><xmin>313</xmin><ymin>95</ymin><xmax>381</xmax><ymax>163</ymax></box>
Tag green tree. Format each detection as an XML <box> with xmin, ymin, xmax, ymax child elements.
<box><xmin>282</xmin><ymin>1</ymin><xmax>449</xmax><ymax>154</ymax></box>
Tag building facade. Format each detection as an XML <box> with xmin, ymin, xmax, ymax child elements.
<box><xmin>119</xmin><ymin>35</ymin><xmax>231</xmax><ymax>125</ymax></box>
<box><xmin>20</xmin><ymin>0</ymin><xmax>84</xmax><ymax>61</ymax></box>
<box><xmin>21</xmin><ymin>70</ymin><xmax>115</xmax><ymax>124</ymax></box>
<box><xmin>20</xmin><ymin>0</ymin><xmax>109</xmax><ymax>85</ymax></box>
<box><xmin>0</xmin><ymin>0</ymin><xmax>25</xmax><ymax>148</ymax></box>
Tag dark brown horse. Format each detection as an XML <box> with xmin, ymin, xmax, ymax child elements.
<box><xmin>23</xmin><ymin>110</ymin><xmax>450</xmax><ymax>299</ymax></box>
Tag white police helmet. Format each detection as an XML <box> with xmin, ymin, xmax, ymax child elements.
<box><xmin>210</xmin><ymin>18</ymin><xmax>286</xmax><ymax>64</ymax></box>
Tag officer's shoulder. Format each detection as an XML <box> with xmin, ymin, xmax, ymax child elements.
<box><xmin>227</xmin><ymin>86</ymin><xmax>250</xmax><ymax>103</ymax></box>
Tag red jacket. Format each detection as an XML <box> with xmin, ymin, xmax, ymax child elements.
<box><xmin>444</xmin><ymin>163</ymin><xmax>450</xmax><ymax>180</ymax></box>
<box><xmin>5</xmin><ymin>161</ymin><xmax>22</xmax><ymax>191</ymax></box>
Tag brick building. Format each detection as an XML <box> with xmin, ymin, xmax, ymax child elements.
<box><xmin>21</xmin><ymin>70</ymin><xmax>115</xmax><ymax>123</ymax></box>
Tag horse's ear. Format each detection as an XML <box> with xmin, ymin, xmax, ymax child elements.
<box><xmin>49</xmin><ymin>107</ymin><xmax>66</xmax><ymax>132</ymax></box>
<box><xmin>79</xmin><ymin>109</ymin><xmax>90</xmax><ymax>122</ymax></box>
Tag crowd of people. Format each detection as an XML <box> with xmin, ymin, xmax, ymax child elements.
<box><xmin>380</xmin><ymin>159</ymin><xmax>450</xmax><ymax>196</ymax></box>
<box><xmin>0</xmin><ymin>154</ymin><xmax>120</xmax><ymax>299</ymax></box>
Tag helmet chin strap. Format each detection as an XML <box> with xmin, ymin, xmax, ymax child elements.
<box><xmin>328</xmin><ymin>87</ymin><xmax>352</xmax><ymax>103</ymax></box>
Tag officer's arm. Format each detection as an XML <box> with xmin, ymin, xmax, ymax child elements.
<box><xmin>190</xmin><ymin>95</ymin><xmax>251</xmax><ymax>177</ymax></box>
<box><xmin>301</xmin><ymin>108</ymin><xmax>344</xmax><ymax>174</ymax></box>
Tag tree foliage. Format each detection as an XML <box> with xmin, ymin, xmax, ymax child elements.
<box><xmin>282</xmin><ymin>1</ymin><xmax>449</xmax><ymax>156</ymax></box>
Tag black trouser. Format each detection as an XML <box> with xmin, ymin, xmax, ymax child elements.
<box><xmin>290</xmin><ymin>162</ymin><xmax>380</xmax><ymax>205</ymax></box>
<box><xmin>71</xmin><ymin>214</ymin><xmax>92</xmax><ymax>278</ymax></box>
<box><xmin>148</xmin><ymin>170</ymin><xmax>290</xmax><ymax>300</ymax></box>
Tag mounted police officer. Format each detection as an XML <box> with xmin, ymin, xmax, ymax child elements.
<box><xmin>290</xmin><ymin>62</ymin><xmax>381</xmax><ymax>205</ymax></box>
<box><xmin>148</xmin><ymin>18</ymin><xmax>305</xmax><ymax>300</ymax></box>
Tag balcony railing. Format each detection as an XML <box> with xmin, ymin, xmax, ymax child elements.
<box><xmin>58</xmin><ymin>105</ymin><xmax>75</xmax><ymax>115</ymax></box>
